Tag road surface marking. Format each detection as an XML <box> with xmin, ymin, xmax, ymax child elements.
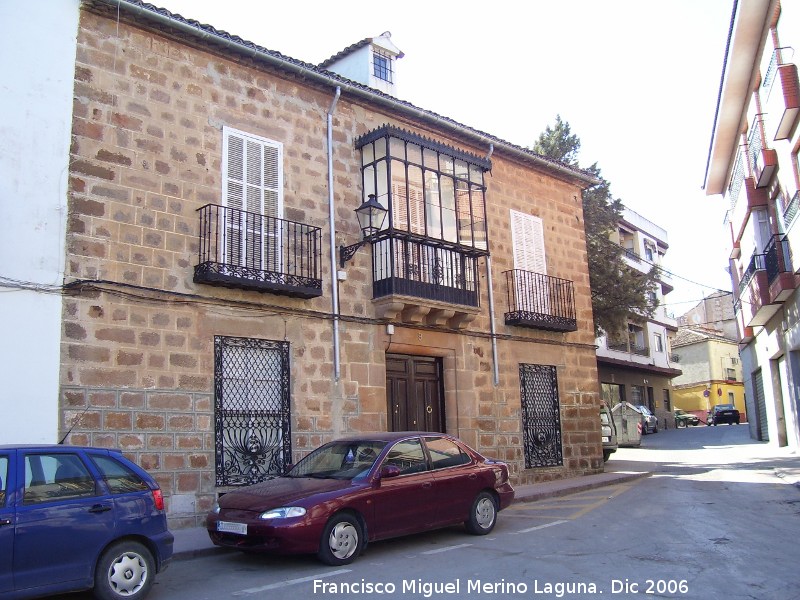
<box><xmin>233</xmin><ymin>569</ymin><xmax>352</xmax><ymax>595</ymax></box>
<box><xmin>514</xmin><ymin>519</ymin><xmax>569</xmax><ymax>534</ymax></box>
<box><xmin>422</xmin><ymin>543</ymin><xmax>473</xmax><ymax>554</ymax></box>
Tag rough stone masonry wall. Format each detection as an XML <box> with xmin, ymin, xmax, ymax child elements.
<box><xmin>61</xmin><ymin>7</ymin><xmax>602</xmax><ymax>527</ymax></box>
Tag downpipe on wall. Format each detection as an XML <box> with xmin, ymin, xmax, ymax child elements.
<box><xmin>327</xmin><ymin>86</ymin><xmax>342</xmax><ymax>381</ymax></box>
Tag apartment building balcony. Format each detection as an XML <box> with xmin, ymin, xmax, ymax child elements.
<box><xmin>597</xmin><ymin>338</ymin><xmax>682</xmax><ymax>376</ymax></box>
<box><xmin>735</xmin><ymin>253</ymin><xmax>777</xmax><ymax>327</ymax></box>
<box><xmin>755</xmin><ymin>148</ymin><xmax>778</xmax><ymax>188</ymax></box>
<box><xmin>729</xmin><ymin>177</ymin><xmax>769</xmax><ymax>247</ymax></box>
<box><xmin>503</xmin><ymin>269</ymin><xmax>577</xmax><ymax>332</ymax></box>
<box><xmin>748</xmin><ymin>117</ymin><xmax>778</xmax><ymax>188</ymax></box>
<box><xmin>732</xmin><ymin>297</ymin><xmax>755</xmax><ymax>344</ymax></box>
<box><xmin>764</xmin><ymin>234</ymin><xmax>796</xmax><ymax>302</ymax></box>
<box><xmin>775</xmin><ymin>63</ymin><xmax>800</xmax><ymax>140</ymax></box>
<box><xmin>194</xmin><ymin>204</ymin><xmax>323</xmax><ymax>298</ymax></box>
<box><xmin>605</xmin><ymin>339</ymin><xmax>649</xmax><ymax>357</ymax></box>
<box><xmin>370</xmin><ymin>234</ymin><xmax>483</xmax><ymax>329</ymax></box>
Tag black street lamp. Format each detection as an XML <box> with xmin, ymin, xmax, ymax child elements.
<box><xmin>339</xmin><ymin>194</ymin><xmax>388</xmax><ymax>268</ymax></box>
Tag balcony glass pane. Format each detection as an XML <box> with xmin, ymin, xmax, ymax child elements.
<box><xmin>363</xmin><ymin>165</ymin><xmax>375</xmax><ymax>200</ymax></box>
<box><xmin>441</xmin><ymin>176</ymin><xmax>457</xmax><ymax>243</ymax></box>
<box><xmin>361</xmin><ymin>142</ymin><xmax>374</xmax><ymax>165</ymax></box>
<box><xmin>425</xmin><ymin>171</ymin><xmax>442</xmax><ymax>239</ymax></box>
<box><xmin>375</xmin><ymin>136</ymin><xmax>387</xmax><ymax>160</ymax></box>
<box><xmin>389</xmin><ymin>136</ymin><xmax>405</xmax><ymax>159</ymax></box>
<box><xmin>407</xmin><ymin>143</ymin><xmax>422</xmax><ymax>165</ymax></box>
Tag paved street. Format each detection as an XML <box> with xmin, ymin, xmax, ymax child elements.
<box><xmin>51</xmin><ymin>425</ymin><xmax>800</xmax><ymax>600</ymax></box>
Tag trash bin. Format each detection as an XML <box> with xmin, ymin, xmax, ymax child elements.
<box><xmin>611</xmin><ymin>402</ymin><xmax>643</xmax><ymax>447</ymax></box>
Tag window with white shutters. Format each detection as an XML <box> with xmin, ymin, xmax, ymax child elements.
<box><xmin>222</xmin><ymin>127</ymin><xmax>283</xmax><ymax>270</ymax></box>
<box><xmin>510</xmin><ymin>210</ymin><xmax>548</xmax><ymax>314</ymax></box>
<box><xmin>510</xmin><ymin>210</ymin><xmax>546</xmax><ymax>275</ymax></box>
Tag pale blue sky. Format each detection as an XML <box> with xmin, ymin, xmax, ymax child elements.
<box><xmin>155</xmin><ymin>0</ymin><xmax>735</xmax><ymax>313</ymax></box>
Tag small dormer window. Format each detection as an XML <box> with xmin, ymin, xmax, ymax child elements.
<box><xmin>373</xmin><ymin>49</ymin><xmax>393</xmax><ymax>83</ymax></box>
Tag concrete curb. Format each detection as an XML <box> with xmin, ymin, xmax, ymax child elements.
<box><xmin>774</xmin><ymin>467</ymin><xmax>800</xmax><ymax>490</ymax></box>
<box><xmin>511</xmin><ymin>471</ymin><xmax>651</xmax><ymax>504</ymax></box>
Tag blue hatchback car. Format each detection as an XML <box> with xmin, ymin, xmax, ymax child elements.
<box><xmin>0</xmin><ymin>445</ymin><xmax>173</xmax><ymax>600</ymax></box>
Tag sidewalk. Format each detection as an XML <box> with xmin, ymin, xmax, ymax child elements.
<box><xmin>171</xmin><ymin>466</ymin><xmax>651</xmax><ymax>561</ymax></box>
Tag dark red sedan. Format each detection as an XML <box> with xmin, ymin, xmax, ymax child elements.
<box><xmin>206</xmin><ymin>432</ymin><xmax>515</xmax><ymax>565</ymax></box>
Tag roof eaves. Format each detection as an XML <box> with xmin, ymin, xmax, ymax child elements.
<box><xmin>86</xmin><ymin>0</ymin><xmax>599</xmax><ymax>188</ymax></box>
<box><xmin>318</xmin><ymin>38</ymin><xmax>372</xmax><ymax>69</ymax></box>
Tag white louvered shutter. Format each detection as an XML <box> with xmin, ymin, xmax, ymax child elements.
<box><xmin>222</xmin><ymin>127</ymin><xmax>283</xmax><ymax>270</ymax></box>
<box><xmin>510</xmin><ymin>210</ymin><xmax>548</xmax><ymax>313</ymax></box>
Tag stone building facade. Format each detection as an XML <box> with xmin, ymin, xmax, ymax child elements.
<box><xmin>62</xmin><ymin>0</ymin><xmax>602</xmax><ymax>527</ymax></box>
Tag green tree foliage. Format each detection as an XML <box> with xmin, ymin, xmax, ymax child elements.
<box><xmin>532</xmin><ymin>116</ymin><xmax>661</xmax><ymax>337</ymax></box>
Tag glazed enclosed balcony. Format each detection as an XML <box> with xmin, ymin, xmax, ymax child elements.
<box><xmin>764</xmin><ymin>234</ymin><xmax>796</xmax><ymax>303</ymax></box>
<box><xmin>503</xmin><ymin>269</ymin><xmax>577</xmax><ymax>332</ymax></box>
<box><xmin>355</xmin><ymin>125</ymin><xmax>492</xmax><ymax>329</ymax></box>
<box><xmin>194</xmin><ymin>204</ymin><xmax>322</xmax><ymax>298</ymax></box>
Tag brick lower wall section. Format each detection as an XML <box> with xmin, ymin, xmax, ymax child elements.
<box><xmin>60</xmin><ymin>385</ymin><xmax>214</xmax><ymax>529</ymax></box>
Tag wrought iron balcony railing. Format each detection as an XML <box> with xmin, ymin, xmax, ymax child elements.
<box><xmin>728</xmin><ymin>149</ymin><xmax>746</xmax><ymax>207</ymax></box>
<box><xmin>194</xmin><ymin>204</ymin><xmax>322</xmax><ymax>298</ymax></box>
<box><xmin>605</xmin><ymin>338</ymin><xmax>650</xmax><ymax>357</ymax></box>
<box><xmin>764</xmin><ymin>234</ymin><xmax>792</xmax><ymax>284</ymax></box>
<box><xmin>607</xmin><ymin>340</ymin><xmax>629</xmax><ymax>352</ymax></box>
<box><xmin>371</xmin><ymin>234</ymin><xmax>482</xmax><ymax>307</ymax></box>
<box><xmin>738</xmin><ymin>252</ymin><xmax>766</xmax><ymax>298</ymax></box>
<box><xmin>503</xmin><ymin>269</ymin><xmax>577</xmax><ymax>332</ymax></box>
<box><xmin>784</xmin><ymin>190</ymin><xmax>800</xmax><ymax>228</ymax></box>
<box><xmin>622</xmin><ymin>247</ymin><xmax>640</xmax><ymax>262</ymax></box>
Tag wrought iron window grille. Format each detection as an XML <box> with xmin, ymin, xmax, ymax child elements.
<box><xmin>520</xmin><ymin>364</ymin><xmax>564</xmax><ymax>468</ymax></box>
<box><xmin>214</xmin><ymin>336</ymin><xmax>291</xmax><ymax>486</ymax></box>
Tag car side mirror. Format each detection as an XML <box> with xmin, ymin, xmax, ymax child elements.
<box><xmin>380</xmin><ymin>465</ymin><xmax>401</xmax><ymax>479</ymax></box>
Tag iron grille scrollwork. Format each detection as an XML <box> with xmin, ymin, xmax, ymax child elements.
<box><xmin>214</xmin><ymin>336</ymin><xmax>291</xmax><ymax>486</ymax></box>
<box><xmin>519</xmin><ymin>364</ymin><xmax>563</xmax><ymax>468</ymax></box>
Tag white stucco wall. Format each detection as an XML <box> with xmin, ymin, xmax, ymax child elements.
<box><xmin>0</xmin><ymin>1</ymin><xmax>79</xmax><ymax>443</ymax></box>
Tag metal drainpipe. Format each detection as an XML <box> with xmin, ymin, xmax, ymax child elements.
<box><xmin>484</xmin><ymin>144</ymin><xmax>499</xmax><ymax>386</ymax></box>
<box><xmin>486</xmin><ymin>255</ymin><xmax>500</xmax><ymax>387</ymax></box>
<box><xmin>327</xmin><ymin>87</ymin><xmax>342</xmax><ymax>381</ymax></box>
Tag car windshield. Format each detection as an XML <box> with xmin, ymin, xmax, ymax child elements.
<box><xmin>715</xmin><ymin>405</ymin><xmax>735</xmax><ymax>411</ymax></box>
<box><xmin>288</xmin><ymin>440</ymin><xmax>388</xmax><ymax>481</ymax></box>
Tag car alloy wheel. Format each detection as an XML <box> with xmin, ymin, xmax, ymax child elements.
<box><xmin>318</xmin><ymin>513</ymin><xmax>362</xmax><ymax>566</ymax></box>
<box><xmin>94</xmin><ymin>541</ymin><xmax>154</xmax><ymax>600</ymax></box>
<box><xmin>465</xmin><ymin>491</ymin><xmax>497</xmax><ymax>535</ymax></box>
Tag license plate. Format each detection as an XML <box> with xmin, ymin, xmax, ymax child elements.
<box><xmin>217</xmin><ymin>521</ymin><xmax>247</xmax><ymax>535</ymax></box>
<box><xmin>602</xmin><ymin>436</ymin><xmax>610</xmax><ymax>443</ymax></box>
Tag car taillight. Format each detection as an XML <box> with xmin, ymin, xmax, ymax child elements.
<box><xmin>152</xmin><ymin>488</ymin><xmax>165</xmax><ymax>511</ymax></box>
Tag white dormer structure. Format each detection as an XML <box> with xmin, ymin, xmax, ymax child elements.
<box><xmin>319</xmin><ymin>32</ymin><xmax>404</xmax><ymax>96</ymax></box>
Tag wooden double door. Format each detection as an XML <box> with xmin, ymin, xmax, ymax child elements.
<box><xmin>386</xmin><ymin>354</ymin><xmax>445</xmax><ymax>432</ymax></box>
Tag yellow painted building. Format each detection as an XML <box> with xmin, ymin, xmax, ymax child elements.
<box><xmin>672</xmin><ymin>327</ymin><xmax>746</xmax><ymax>422</ymax></box>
